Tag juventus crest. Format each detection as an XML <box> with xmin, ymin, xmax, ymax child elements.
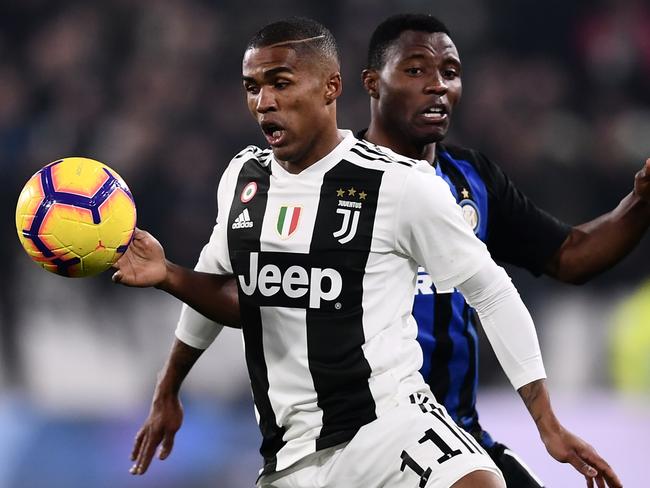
<box><xmin>333</xmin><ymin>187</ymin><xmax>367</xmax><ymax>244</ymax></box>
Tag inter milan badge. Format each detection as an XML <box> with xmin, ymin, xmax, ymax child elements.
<box><xmin>277</xmin><ymin>205</ymin><xmax>302</xmax><ymax>239</ymax></box>
<box><xmin>459</xmin><ymin>199</ymin><xmax>480</xmax><ymax>234</ymax></box>
<box><xmin>240</xmin><ymin>181</ymin><xmax>257</xmax><ymax>203</ymax></box>
<box><xmin>333</xmin><ymin>187</ymin><xmax>366</xmax><ymax>244</ymax></box>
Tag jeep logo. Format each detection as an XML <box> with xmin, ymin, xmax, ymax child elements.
<box><xmin>238</xmin><ymin>252</ymin><xmax>342</xmax><ymax>308</ymax></box>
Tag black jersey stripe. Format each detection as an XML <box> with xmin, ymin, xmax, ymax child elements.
<box><xmin>429</xmin><ymin>406</ymin><xmax>477</xmax><ymax>454</ymax></box>
<box><xmin>457</xmin><ymin>305</ymin><xmax>478</xmax><ymax>427</ymax></box>
<box><xmin>226</xmin><ymin>159</ymin><xmax>285</xmax><ymax>474</ymax></box>
<box><xmin>307</xmin><ymin>159</ymin><xmax>383</xmax><ymax>451</ymax></box>
<box><xmin>350</xmin><ymin>146</ymin><xmax>393</xmax><ymax>164</ymax></box>
<box><xmin>426</xmin><ymin>292</ymin><xmax>453</xmax><ymax>409</ymax></box>
<box><xmin>356</xmin><ymin>140</ymin><xmax>420</xmax><ymax>166</ymax></box>
<box><xmin>355</xmin><ymin>141</ymin><xmax>393</xmax><ymax>158</ymax></box>
<box><xmin>350</xmin><ymin>146</ymin><xmax>414</xmax><ymax>168</ymax></box>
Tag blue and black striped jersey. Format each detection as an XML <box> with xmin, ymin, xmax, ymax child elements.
<box><xmin>414</xmin><ymin>142</ymin><xmax>570</xmax><ymax>445</ymax></box>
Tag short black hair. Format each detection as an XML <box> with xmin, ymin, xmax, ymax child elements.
<box><xmin>246</xmin><ymin>17</ymin><xmax>339</xmax><ymax>65</ymax></box>
<box><xmin>367</xmin><ymin>14</ymin><xmax>451</xmax><ymax>70</ymax></box>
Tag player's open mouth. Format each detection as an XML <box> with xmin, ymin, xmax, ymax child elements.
<box><xmin>261</xmin><ymin>121</ymin><xmax>287</xmax><ymax>147</ymax></box>
<box><xmin>420</xmin><ymin>104</ymin><xmax>448</xmax><ymax>122</ymax></box>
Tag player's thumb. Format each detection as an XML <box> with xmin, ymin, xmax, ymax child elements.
<box><xmin>159</xmin><ymin>432</ymin><xmax>175</xmax><ymax>460</ymax></box>
<box><xmin>567</xmin><ymin>451</ymin><xmax>598</xmax><ymax>478</ymax></box>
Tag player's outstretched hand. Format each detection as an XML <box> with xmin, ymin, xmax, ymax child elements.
<box><xmin>112</xmin><ymin>228</ymin><xmax>167</xmax><ymax>287</ymax></box>
<box><xmin>633</xmin><ymin>158</ymin><xmax>650</xmax><ymax>202</ymax></box>
<box><xmin>541</xmin><ymin>425</ymin><xmax>622</xmax><ymax>488</ymax></box>
<box><xmin>130</xmin><ymin>392</ymin><xmax>183</xmax><ymax>475</ymax></box>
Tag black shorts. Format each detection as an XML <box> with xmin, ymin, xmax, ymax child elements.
<box><xmin>484</xmin><ymin>442</ymin><xmax>545</xmax><ymax>488</ymax></box>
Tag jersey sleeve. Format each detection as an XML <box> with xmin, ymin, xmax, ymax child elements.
<box><xmin>395</xmin><ymin>165</ymin><xmax>489</xmax><ymax>291</ymax></box>
<box><xmin>395</xmin><ymin>165</ymin><xmax>546</xmax><ymax>390</ymax></box>
<box><xmin>175</xmin><ymin>158</ymin><xmax>237</xmax><ymax>349</ymax></box>
<box><xmin>456</xmin><ymin>261</ymin><xmax>546</xmax><ymax>389</ymax></box>
<box><xmin>477</xmin><ymin>151</ymin><xmax>571</xmax><ymax>275</ymax></box>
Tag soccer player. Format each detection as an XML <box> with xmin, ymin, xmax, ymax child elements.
<box><xmin>359</xmin><ymin>13</ymin><xmax>650</xmax><ymax>487</ymax></box>
<box><xmin>115</xmin><ymin>17</ymin><xmax>621</xmax><ymax>488</ymax></box>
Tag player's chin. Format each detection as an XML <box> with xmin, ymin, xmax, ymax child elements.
<box><xmin>411</xmin><ymin>119</ymin><xmax>449</xmax><ymax>142</ymax></box>
<box><xmin>413</xmin><ymin>126</ymin><xmax>448</xmax><ymax>144</ymax></box>
<box><xmin>270</xmin><ymin>141</ymin><xmax>296</xmax><ymax>162</ymax></box>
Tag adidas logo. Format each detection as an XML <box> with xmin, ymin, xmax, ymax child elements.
<box><xmin>232</xmin><ymin>208</ymin><xmax>254</xmax><ymax>229</ymax></box>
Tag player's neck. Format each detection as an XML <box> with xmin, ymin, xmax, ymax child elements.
<box><xmin>365</xmin><ymin>123</ymin><xmax>436</xmax><ymax>164</ymax></box>
<box><xmin>278</xmin><ymin>124</ymin><xmax>345</xmax><ymax>174</ymax></box>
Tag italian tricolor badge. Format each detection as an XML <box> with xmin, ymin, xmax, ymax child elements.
<box><xmin>277</xmin><ymin>205</ymin><xmax>302</xmax><ymax>239</ymax></box>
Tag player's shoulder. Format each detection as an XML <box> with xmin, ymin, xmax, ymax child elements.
<box><xmin>349</xmin><ymin>138</ymin><xmax>431</xmax><ymax>175</ymax></box>
<box><xmin>437</xmin><ymin>142</ymin><xmax>504</xmax><ymax>175</ymax></box>
<box><xmin>230</xmin><ymin>145</ymin><xmax>273</xmax><ymax>168</ymax></box>
<box><xmin>217</xmin><ymin>145</ymin><xmax>272</xmax><ymax>193</ymax></box>
<box><xmin>437</xmin><ymin>142</ymin><xmax>483</xmax><ymax>165</ymax></box>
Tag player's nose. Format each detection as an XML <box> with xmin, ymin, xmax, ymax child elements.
<box><xmin>256</xmin><ymin>86</ymin><xmax>278</xmax><ymax>113</ymax></box>
<box><xmin>424</xmin><ymin>72</ymin><xmax>448</xmax><ymax>95</ymax></box>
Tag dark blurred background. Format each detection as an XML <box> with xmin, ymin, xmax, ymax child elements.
<box><xmin>1</xmin><ymin>0</ymin><xmax>649</xmax><ymax>487</ymax></box>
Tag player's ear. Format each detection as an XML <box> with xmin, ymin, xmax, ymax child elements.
<box><xmin>325</xmin><ymin>72</ymin><xmax>342</xmax><ymax>105</ymax></box>
<box><xmin>362</xmin><ymin>69</ymin><xmax>379</xmax><ymax>99</ymax></box>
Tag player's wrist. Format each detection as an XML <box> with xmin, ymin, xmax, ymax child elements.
<box><xmin>156</xmin><ymin>260</ymin><xmax>178</xmax><ymax>291</ymax></box>
<box><xmin>534</xmin><ymin>411</ymin><xmax>562</xmax><ymax>439</ymax></box>
<box><xmin>153</xmin><ymin>375</ymin><xmax>182</xmax><ymax>400</ymax></box>
<box><xmin>628</xmin><ymin>186</ymin><xmax>650</xmax><ymax>213</ymax></box>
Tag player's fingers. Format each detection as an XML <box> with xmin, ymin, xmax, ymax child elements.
<box><xmin>586</xmin><ymin>475</ymin><xmax>594</xmax><ymax>488</ymax></box>
<box><xmin>159</xmin><ymin>430</ymin><xmax>176</xmax><ymax>460</ymax></box>
<box><xmin>595</xmin><ymin>474</ymin><xmax>605</xmax><ymax>488</ymax></box>
<box><xmin>135</xmin><ymin>429</ymin><xmax>163</xmax><ymax>475</ymax></box>
<box><xmin>580</xmin><ymin>449</ymin><xmax>621</xmax><ymax>488</ymax></box>
<box><xmin>132</xmin><ymin>434</ymin><xmax>152</xmax><ymax>475</ymax></box>
<box><xmin>130</xmin><ymin>429</ymin><xmax>145</xmax><ymax>461</ymax></box>
<box><xmin>130</xmin><ymin>431</ymin><xmax>147</xmax><ymax>474</ymax></box>
<box><xmin>566</xmin><ymin>451</ymin><xmax>598</xmax><ymax>478</ymax></box>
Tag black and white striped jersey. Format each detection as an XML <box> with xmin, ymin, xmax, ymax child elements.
<box><xmin>180</xmin><ymin>130</ymin><xmax>503</xmax><ymax>474</ymax></box>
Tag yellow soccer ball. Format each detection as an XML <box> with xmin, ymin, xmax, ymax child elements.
<box><xmin>15</xmin><ymin>157</ymin><xmax>137</xmax><ymax>277</ymax></box>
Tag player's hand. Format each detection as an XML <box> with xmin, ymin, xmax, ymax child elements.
<box><xmin>130</xmin><ymin>392</ymin><xmax>183</xmax><ymax>475</ymax></box>
<box><xmin>112</xmin><ymin>228</ymin><xmax>167</xmax><ymax>287</ymax></box>
<box><xmin>540</xmin><ymin>425</ymin><xmax>622</xmax><ymax>488</ymax></box>
<box><xmin>633</xmin><ymin>158</ymin><xmax>650</xmax><ymax>203</ymax></box>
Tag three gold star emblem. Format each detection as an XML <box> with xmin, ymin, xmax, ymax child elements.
<box><xmin>337</xmin><ymin>188</ymin><xmax>367</xmax><ymax>199</ymax></box>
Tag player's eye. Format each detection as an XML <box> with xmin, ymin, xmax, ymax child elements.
<box><xmin>405</xmin><ymin>67</ymin><xmax>423</xmax><ymax>76</ymax></box>
<box><xmin>442</xmin><ymin>68</ymin><xmax>460</xmax><ymax>79</ymax></box>
<box><xmin>274</xmin><ymin>80</ymin><xmax>290</xmax><ymax>90</ymax></box>
<box><xmin>244</xmin><ymin>84</ymin><xmax>260</xmax><ymax>94</ymax></box>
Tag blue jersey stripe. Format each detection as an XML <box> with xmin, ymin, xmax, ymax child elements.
<box><xmin>438</xmin><ymin>150</ymin><xmax>488</xmax><ymax>241</ymax></box>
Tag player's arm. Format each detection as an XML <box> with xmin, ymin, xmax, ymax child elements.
<box><xmin>483</xmin><ymin>151</ymin><xmax>650</xmax><ymax>284</ymax></box>
<box><xmin>546</xmin><ymin>158</ymin><xmax>650</xmax><ymax>283</ymax></box>
<box><xmin>130</xmin><ymin>338</ymin><xmax>203</xmax><ymax>475</ymax></box>
<box><xmin>517</xmin><ymin>379</ymin><xmax>619</xmax><ymax>488</ymax></box>
<box><xmin>112</xmin><ymin>228</ymin><xmax>239</xmax><ymax>327</ymax></box>
<box><xmin>456</xmin><ymin>264</ymin><xmax>621</xmax><ymax>487</ymax></box>
<box><xmin>114</xmin><ymin>229</ymin><xmax>238</xmax><ymax>475</ymax></box>
<box><xmin>398</xmin><ymin>167</ymin><xmax>622</xmax><ymax>487</ymax></box>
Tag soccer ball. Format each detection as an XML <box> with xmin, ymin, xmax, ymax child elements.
<box><xmin>15</xmin><ymin>157</ymin><xmax>137</xmax><ymax>277</ymax></box>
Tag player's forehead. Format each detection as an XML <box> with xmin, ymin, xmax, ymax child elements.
<box><xmin>242</xmin><ymin>45</ymin><xmax>304</xmax><ymax>80</ymax></box>
<box><xmin>385</xmin><ymin>30</ymin><xmax>459</xmax><ymax>65</ymax></box>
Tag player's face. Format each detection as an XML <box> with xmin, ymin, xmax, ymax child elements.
<box><xmin>242</xmin><ymin>45</ymin><xmax>334</xmax><ymax>165</ymax></box>
<box><xmin>371</xmin><ymin>31</ymin><xmax>462</xmax><ymax>144</ymax></box>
